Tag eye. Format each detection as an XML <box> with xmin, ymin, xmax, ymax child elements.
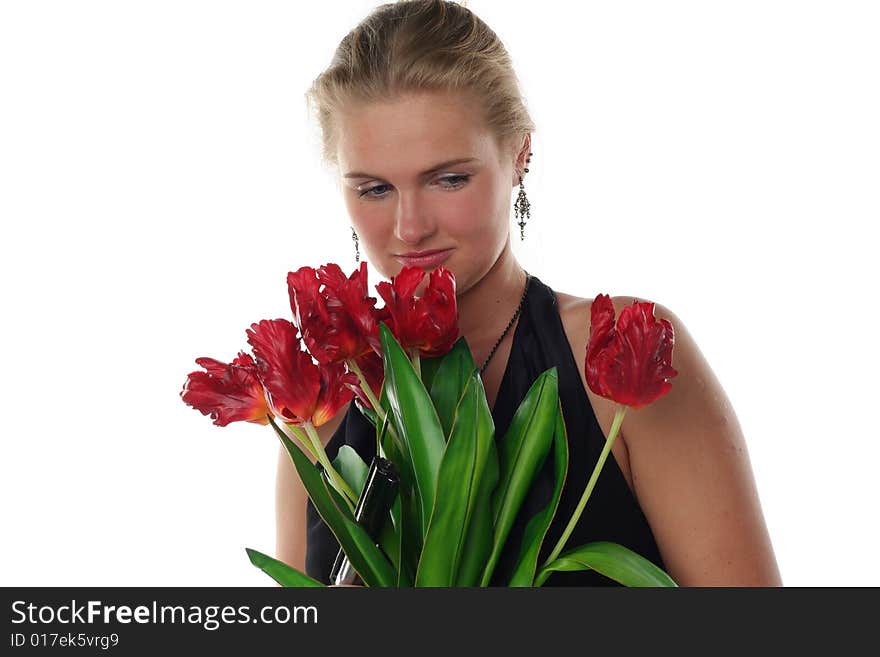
<box><xmin>358</xmin><ymin>183</ymin><xmax>391</xmax><ymax>199</ymax></box>
<box><xmin>436</xmin><ymin>174</ymin><xmax>470</xmax><ymax>189</ymax></box>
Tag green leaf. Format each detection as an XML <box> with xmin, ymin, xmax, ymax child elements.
<box><xmin>480</xmin><ymin>368</ymin><xmax>559</xmax><ymax>586</ymax></box>
<box><xmin>537</xmin><ymin>541</ymin><xmax>678</xmax><ymax>587</ymax></box>
<box><xmin>245</xmin><ymin>548</ymin><xmax>325</xmax><ymax>587</ymax></box>
<box><xmin>269</xmin><ymin>418</ymin><xmax>396</xmax><ymax>587</ymax></box>
<box><xmin>379</xmin><ymin>347</ymin><xmax>417</xmax><ymax>502</ymax></box>
<box><xmin>402</xmin><ymin>506</ymin><xmax>421</xmax><ymax>585</ymax></box>
<box><xmin>508</xmin><ymin>397</ymin><xmax>569</xmax><ymax>586</ymax></box>
<box><xmin>429</xmin><ymin>337</ymin><xmax>476</xmax><ymax>438</ymax></box>
<box><xmin>416</xmin><ymin>369</ymin><xmax>495</xmax><ymax>586</ymax></box>
<box><xmin>332</xmin><ymin>446</ymin><xmax>369</xmax><ymax>499</ymax></box>
<box><xmin>377</xmin><ymin>384</ymin><xmax>396</xmax><ymax>463</ymax></box>
<box><xmin>395</xmin><ymin>494</ymin><xmax>416</xmax><ymax>587</ymax></box>
<box><xmin>376</xmin><ymin>512</ymin><xmax>400</xmax><ymax>574</ymax></box>
<box><xmin>455</xmin><ymin>436</ymin><xmax>499</xmax><ymax>586</ymax></box>
<box><xmin>379</xmin><ymin>322</ymin><xmax>446</xmax><ymax>539</ymax></box>
<box><xmin>418</xmin><ymin>350</ymin><xmax>446</xmax><ymax>393</ymax></box>
<box><xmin>374</xmin><ymin>382</ymin><xmax>420</xmax><ymax>585</ymax></box>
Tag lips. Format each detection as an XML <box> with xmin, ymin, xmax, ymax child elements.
<box><xmin>393</xmin><ymin>249</ymin><xmax>453</xmax><ymax>269</ymax></box>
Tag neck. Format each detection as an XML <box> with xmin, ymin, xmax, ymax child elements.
<box><xmin>455</xmin><ymin>238</ymin><xmax>528</xmax><ymax>359</ymax></box>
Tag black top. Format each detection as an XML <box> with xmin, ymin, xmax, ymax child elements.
<box><xmin>305</xmin><ymin>273</ymin><xmax>667</xmax><ymax>586</ymax></box>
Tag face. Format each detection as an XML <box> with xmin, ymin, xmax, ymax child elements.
<box><xmin>335</xmin><ymin>89</ymin><xmax>523</xmax><ymax>296</ymax></box>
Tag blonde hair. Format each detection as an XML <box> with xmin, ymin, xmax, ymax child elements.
<box><xmin>306</xmin><ymin>0</ymin><xmax>535</xmax><ymax>168</ymax></box>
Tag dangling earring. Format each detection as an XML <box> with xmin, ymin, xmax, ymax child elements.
<box><xmin>514</xmin><ymin>151</ymin><xmax>533</xmax><ymax>240</ymax></box>
<box><xmin>351</xmin><ymin>226</ymin><xmax>360</xmax><ymax>263</ymax></box>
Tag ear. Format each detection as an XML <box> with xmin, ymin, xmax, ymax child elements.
<box><xmin>511</xmin><ymin>133</ymin><xmax>533</xmax><ymax>187</ymax></box>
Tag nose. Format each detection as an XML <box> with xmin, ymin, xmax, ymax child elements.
<box><xmin>393</xmin><ymin>191</ymin><xmax>437</xmax><ymax>246</ymax></box>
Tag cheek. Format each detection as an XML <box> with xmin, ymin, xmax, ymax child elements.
<box><xmin>345</xmin><ymin>196</ymin><xmax>388</xmax><ymax>241</ymax></box>
<box><xmin>442</xmin><ymin>178</ymin><xmax>508</xmax><ymax>237</ymax></box>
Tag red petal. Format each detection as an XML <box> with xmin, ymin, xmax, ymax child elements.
<box><xmin>374</xmin><ymin>280</ymin><xmax>399</xmax><ymax>336</ymax></box>
<box><xmin>287</xmin><ymin>266</ymin><xmax>339</xmax><ymax>364</ymax></box>
<box><xmin>312</xmin><ymin>361</ymin><xmax>356</xmax><ymax>427</ymax></box>
<box><xmin>181</xmin><ymin>352</ymin><xmax>270</xmax><ymax>426</ymax></box>
<box><xmin>418</xmin><ymin>266</ymin><xmax>459</xmax><ymax>356</ymax></box>
<box><xmin>194</xmin><ymin>357</ymin><xmax>233</xmax><ymax>378</ymax></box>
<box><xmin>318</xmin><ymin>262</ymin><xmax>379</xmax><ymax>360</ymax></box>
<box><xmin>376</xmin><ymin>265</ymin><xmax>459</xmax><ymax>356</ymax></box>
<box><xmin>287</xmin><ymin>266</ymin><xmax>326</xmax><ymax>330</ymax></box>
<box><xmin>246</xmin><ymin>318</ymin><xmax>320</xmax><ymax>422</ymax></box>
<box><xmin>392</xmin><ymin>265</ymin><xmax>426</xmax><ymax>299</ymax></box>
<box><xmin>584</xmin><ymin>295</ymin><xmax>677</xmax><ymax>408</ymax></box>
<box><xmin>290</xmin><ymin>262</ymin><xmax>382</xmax><ymax>364</ymax></box>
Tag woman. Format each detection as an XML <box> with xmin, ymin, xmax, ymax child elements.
<box><xmin>276</xmin><ymin>0</ymin><xmax>782</xmax><ymax>586</ymax></box>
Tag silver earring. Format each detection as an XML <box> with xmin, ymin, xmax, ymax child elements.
<box><xmin>351</xmin><ymin>226</ymin><xmax>360</xmax><ymax>263</ymax></box>
<box><xmin>514</xmin><ymin>152</ymin><xmax>533</xmax><ymax>240</ymax></box>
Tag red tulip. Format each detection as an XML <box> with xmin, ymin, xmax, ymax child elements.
<box><xmin>180</xmin><ymin>352</ymin><xmax>270</xmax><ymax>427</ymax></box>
<box><xmin>319</xmin><ymin>262</ymin><xmax>383</xmax><ymax>352</ymax></box>
<box><xmin>375</xmin><ymin>265</ymin><xmax>459</xmax><ymax>358</ymax></box>
<box><xmin>287</xmin><ymin>262</ymin><xmax>380</xmax><ymax>365</ymax></box>
<box><xmin>585</xmin><ymin>294</ymin><xmax>678</xmax><ymax>409</ymax></box>
<box><xmin>246</xmin><ymin>318</ymin><xmax>354</xmax><ymax>427</ymax></box>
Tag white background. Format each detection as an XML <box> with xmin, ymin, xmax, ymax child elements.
<box><xmin>1</xmin><ymin>1</ymin><xmax>877</xmax><ymax>586</ymax></box>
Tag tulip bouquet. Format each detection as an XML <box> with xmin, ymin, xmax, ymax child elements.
<box><xmin>181</xmin><ymin>262</ymin><xmax>679</xmax><ymax>587</ymax></box>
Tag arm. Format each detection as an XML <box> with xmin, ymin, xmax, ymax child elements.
<box><xmin>615</xmin><ymin>297</ymin><xmax>782</xmax><ymax>586</ymax></box>
<box><xmin>274</xmin><ymin>410</ymin><xmax>347</xmax><ymax>580</ymax></box>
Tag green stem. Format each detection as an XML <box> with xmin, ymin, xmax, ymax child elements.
<box><xmin>299</xmin><ymin>421</ymin><xmax>358</xmax><ymax>510</ymax></box>
<box><xmin>535</xmin><ymin>403</ymin><xmax>628</xmax><ymax>586</ymax></box>
<box><xmin>346</xmin><ymin>357</ymin><xmax>390</xmax><ymax>458</ymax></box>
<box><xmin>410</xmin><ymin>348</ymin><xmax>421</xmax><ymax>379</ymax></box>
<box><xmin>375</xmin><ymin>411</ymin><xmax>392</xmax><ymax>461</ymax></box>
<box><xmin>269</xmin><ymin>414</ymin><xmax>318</xmax><ymax>461</ymax></box>
<box><xmin>346</xmin><ymin>358</ymin><xmax>384</xmax><ymax>420</ymax></box>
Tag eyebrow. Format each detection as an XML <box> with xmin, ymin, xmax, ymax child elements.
<box><xmin>343</xmin><ymin>157</ymin><xmax>480</xmax><ymax>180</ymax></box>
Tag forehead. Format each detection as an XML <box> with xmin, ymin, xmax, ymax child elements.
<box><xmin>336</xmin><ymin>90</ymin><xmax>498</xmax><ymax>176</ymax></box>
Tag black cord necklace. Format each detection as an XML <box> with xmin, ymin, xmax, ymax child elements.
<box><xmin>479</xmin><ymin>271</ymin><xmax>531</xmax><ymax>375</ymax></box>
